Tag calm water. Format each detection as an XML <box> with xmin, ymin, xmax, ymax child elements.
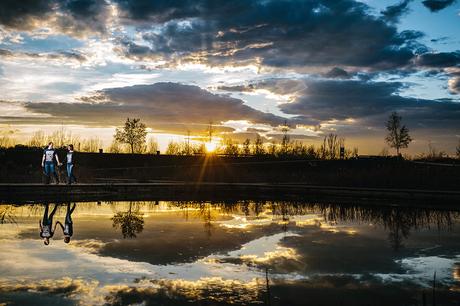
<box><xmin>0</xmin><ymin>201</ymin><xmax>460</xmax><ymax>306</ymax></box>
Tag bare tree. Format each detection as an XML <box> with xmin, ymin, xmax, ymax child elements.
<box><xmin>185</xmin><ymin>130</ymin><xmax>191</xmax><ymax>155</ymax></box>
<box><xmin>280</xmin><ymin>121</ymin><xmax>290</xmax><ymax>155</ymax></box>
<box><xmin>385</xmin><ymin>112</ymin><xmax>412</xmax><ymax>156</ymax></box>
<box><xmin>456</xmin><ymin>140</ymin><xmax>460</xmax><ymax>159</ymax></box>
<box><xmin>223</xmin><ymin>138</ymin><xmax>239</xmax><ymax>156</ymax></box>
<box><xmin>319</xmin><ymin>137</ymin><xmax>327</xmax><ymax>159</ymax></box>
<box><xmin>242</xmin><ymin>138</ymin><xmax>251</xmax><ymax>156</ymax></box>
<box><xmin>114</xmin><ymin>118</ymin><xmax>147</xmax><ymax>154</ymax></box>
<box><xmin>147</xmin><ymin>137</ymin><xmax>159</xmax><ymax>154</ymax></box>
<box><xmin>108</xmin><ymin>140</ymin><xmax>123</xmax><ymax>153</ymax></box>
<box><xmin>28</xmin><ymin>130</ymin><xmax>47</xmax><ymax>147</ymax></box>
<box><xmin>379</xmin><ymin>147</ymin><xmax>390</xmax><ymax>157</ymax></box>
<box><xmin>326</xmin><ymin>133</ymin><xmax>339</xmax><ymax>159</ymax></box>
<box><xmin>81</xmin><ymin>137</ymin><xmax>103</xmax><ymax>152</ymax></box>
<box><xmin>166</xmin><ymin>141</ymin><xmax>181</xmax><ymax>155</ymax></box>
<box><xmin>253</xmin><ymin>135</ymin><xmax>265</xmax><ymax>155</ymax></box>
<box><xmin>268</xmin><ymin>141</ymin><xmax>277</xmax><ymax>156</ymax></box>
<box><xmin>207</xmin><ymin>121</ymin><xmax>215</xmax><ymax>143</ymax></box>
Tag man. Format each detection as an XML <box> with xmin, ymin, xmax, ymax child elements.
<box><xmin>39</xmin><ymin>203</ymin><xmax>58</xmax><ymax>245</ymax></box>
<box><xmin>56</xmin><ymin>203</ymin><xmax>76</xmax><ymax>244</ymax></box>
<box><xmin>66</xmin><ymin>144</ymin><xmax>77</xmax><ymax>185</ymax></box>
<box><xmin>41</xmin><ymin>142</ymin><xmax>62</xmax><ymax>184</ymax></box>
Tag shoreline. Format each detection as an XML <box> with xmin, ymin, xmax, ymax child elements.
<box><xmin>1</xmin><ymin>182</ymin><xmax>459</xmax><ymax>209</ymax></box>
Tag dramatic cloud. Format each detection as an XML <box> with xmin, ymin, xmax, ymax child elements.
<box><xmin>324</xmin><ymin>67</ymin><xmax>351</xmax><ymax>79</ymax></box>
<box><xmin>381</xmin><ymin>0</ymin><xmax>413</xmax><ymax>23</ymax></box>
<box><xmin>0</xmin><ymin>0</ymin><xmax>111</xmax><ymax>36</ymax></box>
<box><xmin>415</xmin><ymin>51</ymin><xmax>460</xmax><ymax>68</ymax></box>
<box><xmin>0</xmin><ymin>0</ymin><xmax>53</xmax><ymax>30</ymax></box>
<box><xmin>422</xmin><ymin>0</ymin><xmax>457</xmax><ymax>12</ymax></box>
<box><xmin>0</xmin><ymin>48</ymin><xmax>87</xmax><ymax>63</ymax></box>
<box><xmin>20</xmin><ymin>82</ymin><xmax>288</xmax><ymax>132</ymax></box>
<box><xmin>114</xmin><ymin>0</ymin><xmax>423</xmax><ymax>70</ymax></box>
<box><xmin>221</xmin><ymin>78</ymin><xmax>460</xmax><ymax>132</ymax></box>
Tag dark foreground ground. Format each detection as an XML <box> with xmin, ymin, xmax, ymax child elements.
<box><xmin>1</xmin><ymin>148</ymin><xmax>459</xmax><ymax>190</ymax></box>
<box><xmin>1</xmin><ymin>148</ymin><xmax>459</xmax><ymax>207</ymax></box>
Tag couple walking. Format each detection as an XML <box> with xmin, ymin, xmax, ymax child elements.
<box><xmin>42</xmin><ymin>142</ymin><xmax>77</xmax><ymax>184</ymax></box>
<box><xmin>39</xmin><ymin>203</ymin><xmax>76</xmax><ymax>245</ymax></box>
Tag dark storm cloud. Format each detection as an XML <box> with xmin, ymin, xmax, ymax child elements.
<box><xmin>223</xmin><ymin>78</ymin><xmax>460</xmax><ymax>131</ymax></box>
<box><xmin>0</xmin><ymin>0</ymin><xmax>110</xmax><ymax>36</ymax></box>
<box><xmin>381</xmin><ymin>0</ymin><xmax>412</xmax><ymax>23</ymax></box>
<box><xmin>115</xmin><ymin>0</ymin><xmax>422</xmax><ymax>70</ymax></box>
<box><xmin>284</xmin><ymin>80</ymin><xmax>460</xmax><ymax>130</ymax></box>
<box><xmin>324</xmin><ymin>67</ymin><xmax>351</xmax><ymax>79</ymax></box>
<box><xmin>113</xmin><ymin>0</ymin><xmax>201</xmax><ymax>23</ymax></box>
<box><xmin>0</xmin><ymin>0</ymin><xmax>53</xmax><ymax>30</ymax></box>
<box><xmin>422</xmin><ymin>0</ymin><xmax>457</xmax><ymax>12</ymax></box>
<box><xmin>54</xmin><ymin>0</ymin><xmax>112</xmax><ymax>36</ymax></box>
<box><xmin>415</xmin><ymin>51</ymin><xmax>460</xmax><ymax>68</ymax></box>
<box><xmin>20</xmin><ymin>82</ymin><xmax>288</xmax><ymax>130</ymax></box>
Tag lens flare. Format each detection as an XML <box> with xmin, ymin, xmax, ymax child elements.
<box><xmin>205</xmin><ymin>142</ymin><xmax>217</xmax><ymax>153</ymax></box>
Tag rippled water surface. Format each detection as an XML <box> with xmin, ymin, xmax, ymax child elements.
<box><xmin>1</xmin><ymin>201</ymin><xmax>460</xmax><ymax>305</ymax></box>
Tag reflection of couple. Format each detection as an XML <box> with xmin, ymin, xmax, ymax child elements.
<box><xmin>39</xmin><ymin>203</ymin><xmax>75</xmax><ymax>245</ymax></box>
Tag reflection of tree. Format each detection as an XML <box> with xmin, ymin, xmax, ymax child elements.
<box><xmin>112</xmin><ymin>202</ymin><xmax>144</xmax><ymax>238</ymax></box>
<box><xmin>384</xmin><ymin>210</ymin><xmax>412</xmax><ymax>251</ymax></box>
<box><xmin>0</xmin><ymin>206</ymin><xmax>17</xmax><ymax>224</ymax></box>
<box><xmin>168</xmin><ymin>200</ymin><xmax>458</xmax><ymax>250</ymax></box>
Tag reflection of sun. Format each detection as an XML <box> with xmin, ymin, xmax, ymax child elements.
<box><xmin>205</xmin><ymin>142</ymin><xmax>217</xmax><ymax>153</ymax></box>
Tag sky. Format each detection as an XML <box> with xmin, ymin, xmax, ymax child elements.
<box><xmin>0</xmin><ymin>0</ymin><xmax>459</xmax><ymax>154</ymax></box>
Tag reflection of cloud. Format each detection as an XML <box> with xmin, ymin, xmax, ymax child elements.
<box><xmin>218</xmin><ymin>212</ymin><xmax>274</xmax><ymax>229</ymax></box>
<box><xmin>223</xmin><ymin>232</ymin><xmax>301</xmax><ymax>266</ymax></box>
<box><xmin>0</xmin><ymin>277</ymin><xmax>102</xmax><ymax>305</ymax></box>
<box><xmin>105</xmin><ymin>277</ymin><xmax>264</xmax><ymax>305</ymax></box>
<box><xmin>375</xmin><ymin>255</ymin><xmax>460</xmax><ymax>287</ymax></box>
<box><xmin>71</xmin><ymin>239</ymin><xmax>106</xmax><ymax>254</ymax></box>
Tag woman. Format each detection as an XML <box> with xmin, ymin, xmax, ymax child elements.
<box><xmin>56</xmin><ymin>203</ymin><xmax>76</xmax><ymax>244</ymax></box>
<box><xmin>66</xmin><ymin>144</ymin><xmax>77</xmax><ymax>185</ymax></box>
<box><xmin>39</xmin><ymin>203</ymin><xmax>58</xmax><ymax>245</ymax></box>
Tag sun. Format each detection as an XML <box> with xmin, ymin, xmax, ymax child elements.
<box><xmin>205</xmin><ymin>141</ymin><xmax>217</xmax><ymax>153</ymax></box>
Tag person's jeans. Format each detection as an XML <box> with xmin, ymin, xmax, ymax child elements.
<box><xmin>66</xmin><ymin>163</ymin><xmax>76</xmax><ymax>184</ymax></box>
<box><xmin>44</xmin><ymin>162</ymin><xmax>58</xmax><ymax>184</ymax></box>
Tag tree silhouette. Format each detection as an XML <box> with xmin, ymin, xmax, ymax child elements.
<box><xmin>112</xmin><ymin>202</ymin><xmax>144</xmax><ymax>238</ymax></box>
<box><xmin>253</xmin><ymin>135</ymin><xmax>265</xmax><ymax>155</ymax></box>
<box><xmin>456</xmin><ymin>140</ymin><xmax>460</xmax><ymax>159</ymax></box>
<box><xmin>385</xmin><ymin>112</ymin><xmax>412</xmax><ymax>156</ymax></box>
<box><xmin>114</xmin><ymin>118</ymin><xmax>147</xmax><ymax>154</ymax></box>
<box><xmin>280</xmin><ymin>121</ymin><xmax>290</xmax><ymax>155</ymax></box>
<box><xmin>242</xmin><ymin>138</ymin><xmax>251</xmax><ymax>156</ymax></box>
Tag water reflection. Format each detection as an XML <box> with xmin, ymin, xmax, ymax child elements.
<box><xmin>111</xmin><ymin>202</ymin><xmax>144</xmax><ymax>239</ymax></box>
<box><xmin>39</xmin><ymin>203</ymin><xmax>58</xmax><ymax>245</ymax></box>
<box><xmin>0</xmin><ymin>201</ymin><xmax>459</xmax><ymax>305</ymax></box>
<box><xmin>56</xmin><ymin>203</ymin><xmax>76</xmax><ymax>244</ymax></box>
